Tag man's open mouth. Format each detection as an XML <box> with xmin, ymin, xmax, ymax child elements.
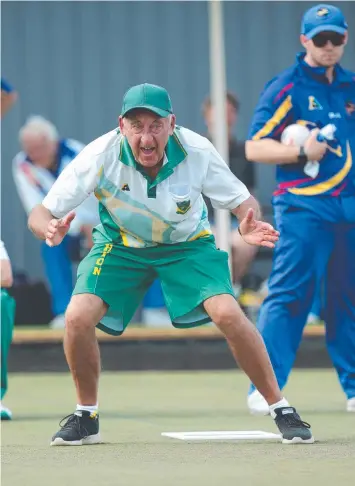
<box><xmin>141</xmin><ymin>147</ymin><xmax>155</xmax><ymax>155</ymax></box>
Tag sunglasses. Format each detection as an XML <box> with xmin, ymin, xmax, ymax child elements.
<box><xmin>312</xmin><ymin>32</ymin><xmax>345</xmax><ymax>48</ymax></box>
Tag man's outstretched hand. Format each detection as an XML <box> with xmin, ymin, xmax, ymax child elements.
<box><xmin>239</xmin><ymin>208</ymin><xmax>279</xmax><ymax>248</ymax></box>
<box><xmin>45</xmin><ymin>212</ymin><xmax>76</xmax><ymax>247</ymax></box>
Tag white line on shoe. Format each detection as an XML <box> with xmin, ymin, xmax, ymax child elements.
<box><xmin>282</xmin><ymin>436</ymin><xmax>315</xmax><ymax>444</ymax></box>
<box><xmin>50</xmin><ymin>433</ymin><xmax>102</xmax><ymax>446</ymax></box>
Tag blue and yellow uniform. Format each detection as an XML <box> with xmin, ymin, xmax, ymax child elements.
<box><xmin>248</xmin><ymin>51</ymin><xmax>355</xmax><ymax>399</ymax></box>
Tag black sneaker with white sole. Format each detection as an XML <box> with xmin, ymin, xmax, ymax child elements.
<box><xmin>273</xmin><ymin>407</ymin><xmax>314</xmax><ymax>444</ymax></box>
<box><xmin>50</xmin><ymin>411</ymin><xmax>101</xmax><ymax>446</ymax></box>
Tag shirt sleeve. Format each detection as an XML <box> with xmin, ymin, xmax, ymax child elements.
<box><xmin>0</xmin><ymin>240</ymin><xmax>9</xmax><ymax>261</ymax></box>
<box><xmin>42</xmin><ymin>145</ymin><xmax>101</xmax><ymax>218</ymax></box>
<box><xmin>202</xmin><ymin>143</ymin><xmax>250</xmax><ymax>210</ymax></box>
<box><xmin>248</xmin><ymin>75</ymin><xmax>295</xmax><ymax>141</ymax></box>
<box><xmin>67</xmin><ymin>194</ymin><xmax>100</xmax><ymax>236</ymax></box>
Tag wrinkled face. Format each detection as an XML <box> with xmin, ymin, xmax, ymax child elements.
<box><xmin>301</xmin><ymin>31</ymin><xmax>347</xmax><ymax>67</ymax></box>
<box><xmin>21</xmin><ymin>134</ymin><xmax>57</xmax><ymax>168</ymax></box>
<box><xmin>119</xmin><ymin>109</ymin><xmax>175</xmax><ymax>168</ymax></box>
<box><xmin>204</xmin><ymin>100</ymin><xmax>237</xmax><ymax>137</ymax></box>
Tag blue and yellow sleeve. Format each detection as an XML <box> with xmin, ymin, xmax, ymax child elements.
<box><xmin>248</xmin><ymin>75</ymin><xmax>295</xmax><ymax>141</ymax></box>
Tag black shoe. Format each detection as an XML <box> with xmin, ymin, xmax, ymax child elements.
<box><xmin>273</xmin><ymin>407</ymin><xmax>314</xmax><ymax>444</ymax></box>
<box><xmin>50</xmin><ymin>411</ymin><xmax>101</xmax><ymax>446</ymax></box>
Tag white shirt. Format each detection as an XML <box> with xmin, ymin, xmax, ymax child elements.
<box><xmin>13</xmin><ymin>138</ymin><xmax>99</xmax><ymax>235</ymax></box>
<box><xmin>0</xmin><ymin>240</ymin><xmax>9</xmax><ymax>261</ymax></box>
<box><xmin>42</xmin><ymin>127</ymin><xmax>250</xmax><ymax>247</ymax></box>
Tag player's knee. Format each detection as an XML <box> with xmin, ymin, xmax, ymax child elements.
<box><xmin>65</xmin><ymin>296</ymin><xmax>101</xmax><ymax>330</ymax></box>
<box><xmin>213</xmin><ymin>308</ymin><xmax>240</xmax><ymax>331</ymax></box>
<box><xmin>208</xmin><ymin>297</ymin><xmax>242</xmax><ymax>332</ymax></box>
<box><xmin>65</xmin><ymin>294</ymin><xmax>107</xmax><ymax>330</ymax></box>
<box><xmin>65</xmin><ymin>307</ymin><xmax>90</xmax><ymax>330</ymax></box>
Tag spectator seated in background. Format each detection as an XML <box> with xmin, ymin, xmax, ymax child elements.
<box><xmin>12</xmin><ymin>116</ymin><xmax>99</xmax><ymax>329</ymax></box>
<box><xmin>202</xmin><ymin>92</ymin><xmax>257</xmax><ymax>296</ymax></box>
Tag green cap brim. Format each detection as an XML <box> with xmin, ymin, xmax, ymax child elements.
<box><xmin>122</xmin><ymin>105</ymin><xmax>171</xmax><ymax>118</ymax></box>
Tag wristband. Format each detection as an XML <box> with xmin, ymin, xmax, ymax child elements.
<box><xmin>297</xmin><ymin>146</ymin><xmax>308</xmax><ymax>164</ymax></box>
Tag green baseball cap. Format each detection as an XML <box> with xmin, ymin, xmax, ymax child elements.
<box><xmin>121</xmin><ymin>83</ymin><xmax>173</xmax><ymax>118</ymax></box>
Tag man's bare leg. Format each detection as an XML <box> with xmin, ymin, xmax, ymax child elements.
<box><xmin>50</xmin><ymin>293</ymin><xmax>107</xmax><ymax>446</ymax></box>
<box><xmin>204</xmin><ymin>294</ymin><xmax>280</xmax><ymax>404</ymax></box>
<box><xmin>64</xmin><ymin>293</ymin><xmax>107</xmax><ymax>405</ymax></box>
<box><xmin>203</xmin><ymin>293</ymin><xmax>314</xmax><ymax>443</ymax></box>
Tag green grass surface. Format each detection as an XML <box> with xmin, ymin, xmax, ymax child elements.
<box><xmin>1</xmin><ymin>370</ymin><xmax>354</xmax><ymax>486</ymax></box>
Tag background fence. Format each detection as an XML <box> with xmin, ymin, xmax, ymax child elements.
<box><xmin>2</xmin><ymin>0</ymin><xmax>355</xmax><ymax>281</ymax></box>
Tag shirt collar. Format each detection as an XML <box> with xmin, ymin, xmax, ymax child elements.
<box><xmin>119</xmin><ymin>129</ymin><xmax>187</xmax><ymax>187</ymax></box>
<box><xmin>296</xmin><ymin>52</ymin><xmax>353</xmax><ymax>85</ymax></box>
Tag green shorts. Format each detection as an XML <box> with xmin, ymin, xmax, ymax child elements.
<box><xmin>73</xmin><ymin>236</ymin><xmax>234</xmax><ymax>335</ymax></box>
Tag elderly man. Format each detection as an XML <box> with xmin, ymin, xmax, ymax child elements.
<box><xmin>13</xmin><ymin>116</ymin><xmax>99</xmax><ymax>328</ymax></box>
<box><xmin>246</xmin><ymin>4</ymin><xmax>355</xmax><ymax>414</ymax></box>
<box><xmin>28</xmin><ymin>83</ymin><xmax>314</xmax><ymax>445</ymax></box>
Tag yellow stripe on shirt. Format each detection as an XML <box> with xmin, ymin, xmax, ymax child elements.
<box><xmin>120</xmin><ymin>229</ymin><xmax>130</xmax><ymax>246</ymax></box>
<box><xmin>288</xmin><ymin>142</ymin><xmax>352</xmax><ymax>195</ymax></box>
<box><xmin>252</xmin><ymin>95</ymin><xmax>293</xmax><ymax>140</ymax></box>
<box><xmin>188</xmin><ymin>229</ymin><xmax>212</xmax><ymax>241</ymax></box>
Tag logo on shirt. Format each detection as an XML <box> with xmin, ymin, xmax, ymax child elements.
<box><xmin>176</xmin><ymin>199</ymin><xmax>191</xmax><ymax>215</ymax></box>
<box><xmin>121</xmin><ymin>183</ymin><xmax>130</xmax><ymax>191</ymax></box>
<box><xmin>328</xmin><ymin>112</ymin><xmax>341</xmax><ymax>119</ymax></box>
<box><xmin>316</xmin><ymin>7</ymin><xmax>329</xmax><ymax>17</ymax></box>
<box><xmin>308</xmin><ymin>96</ymin><xmax>323</xmax><ymax>111</ymax></box>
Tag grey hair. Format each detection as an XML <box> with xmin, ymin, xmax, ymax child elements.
<box><xmin>19</xmin><ymin>115</ymin><xmax>59</xmax><ymax>143</ymax></box>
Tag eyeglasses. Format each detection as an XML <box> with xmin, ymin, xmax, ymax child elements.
<box><xmin>312</xmin><ymin>32</ymin><xmax>345</xmax><ymax>48</ymax></box>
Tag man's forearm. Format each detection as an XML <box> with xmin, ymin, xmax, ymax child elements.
<box><xmin>246</xmin><ymin>139</ymin><xmax>300</xmax><ymax>165</ymax></box>
<box><xmin>232</xmin><ymin>195</ymin><xmax>261</xmax><ymax>222</ymax></box>
<box><xmin>28</xmin><ymin>204</ymin><xmax>56</xmax><ymax>240</ymax></box>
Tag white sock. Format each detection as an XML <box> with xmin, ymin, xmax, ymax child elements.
<box><xmin>75</xmin><ymin>404</ymin><xmax>98</xmax><ymax>416</ymax></box>
<box><xmin>269</xmin><ymin>398</ymin><xmax>290</xmax><ymax>418</ymax></box>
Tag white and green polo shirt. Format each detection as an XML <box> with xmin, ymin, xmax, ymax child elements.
<box><xmin>42</xmin><ymin>126</ymin><xmax>250</xmax><ymax>248</ymax></box>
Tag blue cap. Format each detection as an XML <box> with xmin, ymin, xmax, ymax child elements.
<box><xmin>301</xmin><ymin>4</ymin><xmax>348</xmax><ymax>39</ymax></box>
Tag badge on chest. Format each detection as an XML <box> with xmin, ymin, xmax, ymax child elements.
<box><xmin>175</xmin><ymin>199</ymin><xmax>191</xmax><ymax>215</ymax></box>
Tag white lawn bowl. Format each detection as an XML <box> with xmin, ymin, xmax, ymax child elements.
<box><xmin>281</xmin><ymin>124</ymin><xmax>310</xmax><ymax>146</ymax></box>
